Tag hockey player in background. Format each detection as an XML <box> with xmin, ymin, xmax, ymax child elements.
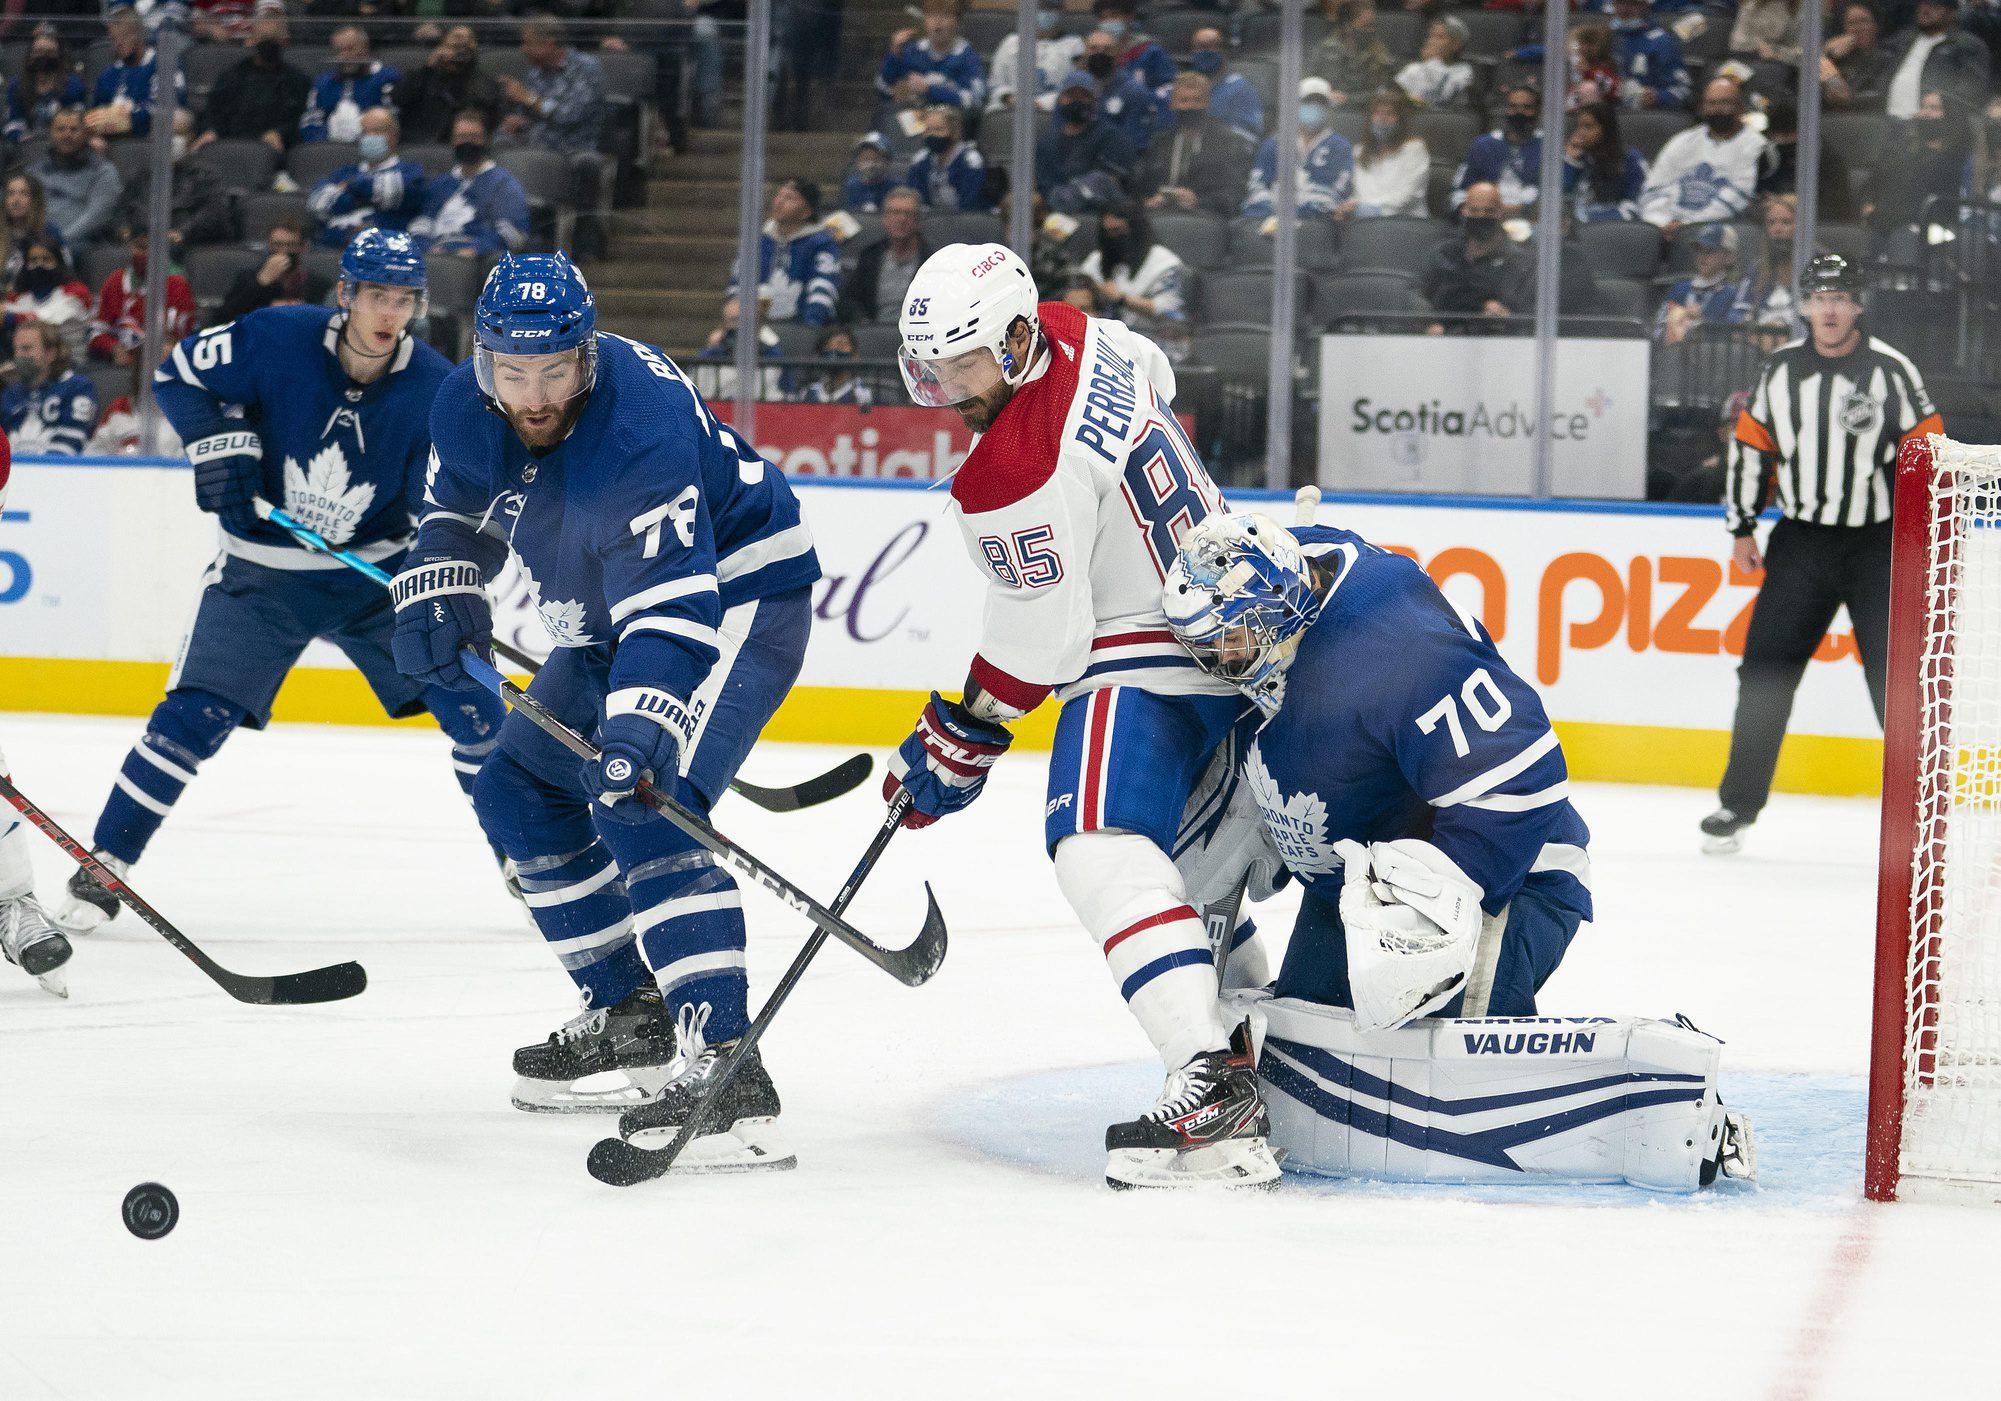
<box><xmin>887</xmin><ymin>242</ymin><xmax>1279</xmax><ymax>1190</ymax></box>
<box><xmin>57</xmin><ymin>231</ymin><xmax>509</xmax><ymax>934</ymax></box>
<box><xmin>395</xmin><ymin>255</ymin><xmax>820</xmax><ymax>1166</ymax></box>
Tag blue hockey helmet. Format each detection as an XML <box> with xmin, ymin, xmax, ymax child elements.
<box><xmin>338</xmin><ymin>228</ymin><xmax>428</xmax><ymax>310</ymax></box>
<box><xmin>1163</xmin><ymin>513</ymin><xmax>1322</xmax><ymax>719</ymax></box>
<box><xmin>473</xmin><ymin>252</ymin><xmax>599</xmax><ymax>407</ymax></box>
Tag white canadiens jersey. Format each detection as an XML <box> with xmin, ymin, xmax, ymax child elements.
<box><xmin>949</xmin><ymin>301</ymin><xmax>1236</xmax><ymax>715</ymax></box>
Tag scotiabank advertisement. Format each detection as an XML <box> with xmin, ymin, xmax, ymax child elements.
<box><xmin>0</xmin><ymin>460</ymin><xmax>1882</xmax><ymax>794</ymax></box>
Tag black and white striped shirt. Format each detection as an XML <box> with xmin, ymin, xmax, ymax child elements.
<box><xmin>1726</xmin><ymin>335</ymin><xmax>1941</xmax><ymax>535</ymax></box>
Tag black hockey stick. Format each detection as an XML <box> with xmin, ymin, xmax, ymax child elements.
<box><xmin>0</xmin><ymin>773</ymin><xmax>366</xmax><ymax>1005</ymax></box>
<box><xmin>256</xmin><ymin>503</ymin><xmax>871</xmax><ymax>815</ymax></box>
<box><xmin>586</xmin><ymin>791</ymin><xmax>914</xmax><ymax>1186</ymax></box>
<box><xmin>460</xmin><ymin>649</ymin><xmax>947</xmax><ymax>988</ymax></box>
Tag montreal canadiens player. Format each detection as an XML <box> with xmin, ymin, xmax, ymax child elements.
<box><xmin>57</xmin><ymin>230</ymin><xmax>509</xmax><ymax>934</ymax></box>
<box><xmin>1164</xmin><ymin>514</ymin><xmax>1755</xmax><ymax>1189</ymax></box>
<box><xmin>888</xmin><ymin>242</ymin><xmax>1277</xmax><ymax>1190</ymax></box>
<box><xmin>395</xmin><ymin>255</ymin><xmax>819</xmax><ymax>1167</ymax></box>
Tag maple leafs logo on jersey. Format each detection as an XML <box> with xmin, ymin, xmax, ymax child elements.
<box><xmin>1246</xmin><ymin>740</ymin><xmax>1342</xmax><ymax>878</ymax></box>
<box><xmin>282</xmin><ymin>444</ymin><xmax>376</xmax><ymax>545</ymax></box>
<box><xmin>518</xmin><ymin>559</ymin><xmax>593</xmax><ymax>646</ymax></box>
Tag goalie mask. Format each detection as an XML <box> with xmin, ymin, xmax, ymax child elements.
<box><xmin>1163</xmin><ymin>513</ymin><xmax>1321</xmax><ymax>719</ymax></box>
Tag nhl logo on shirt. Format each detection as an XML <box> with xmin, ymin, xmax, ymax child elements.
<box><xmin>1838</xmin><ymin>391</ymin><xmax>1882</xmax><ymax>436</ymax></box>
<box><xmin>520</xmin><ymin>463</ymin><xmax>538</xmax><ymax>484</ymax></box>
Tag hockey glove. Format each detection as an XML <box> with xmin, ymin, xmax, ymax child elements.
<box><xmin>882</xmin><ymin>693</ymin><xmax>1013</xmax><ymax>830</ymax></box>
<box><xmin>583</xmin><ymin>688</ymin><xmax>696</xmax><ymax>824</ymax></box>
<box><xmin>390</xmin><ymin>552</ymin><xmax>493</xmax><ymax>691</ymax></box>
<box><xmin>1334</xmin><ymin>839</ymin><xmax>1484</xmax><ymax>1032</ymax></box>
<box><xmin>186</xmin><ymin>430</ymin><xmax>265</xmax><ymax>535</ymax></box>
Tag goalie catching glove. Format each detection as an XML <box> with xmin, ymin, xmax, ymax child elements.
<box><xmin>883</xmin><ymin>693</ymin><xmax>1012</xmax><ymax>829</ymax></box>
<box><xmin>390</xmin><ymin>552</ymin><xmax>493</xmax><ymax>690</ymax></box>
<box><xmin>1335</xmin><ymin>838</ymin><xmax>1485</xmax><ymax>1031</ymax></box>
<box><xmin>582</xmin><ymin>688</ymin><xmax>693</xmax><ymax>823</ymax></box>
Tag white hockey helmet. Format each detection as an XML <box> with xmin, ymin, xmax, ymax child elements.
<box><xmin>897</xmin><ymin>242</ymin><xmax>1040</xmax><ymax>408</ymax></box>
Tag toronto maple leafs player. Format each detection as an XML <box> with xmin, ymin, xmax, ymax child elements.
<box><xmin>888</xmin><ymin>242</ymin><xmax>1277</xmax><ymax>1190</ymax></box>
<box><xmin>57</xmin><ymin>230</ymin><xmax>508</xmax><ymax>933</ymax></box>
<box><xmin>394</xmin><ymin>254</ymin><xmax>818</xmax><ymax>1167</ymax></box>
<box><xmin>1163</xmin><ymin>514</ymin><xmax>1755</xmax><ymax>1190</ymax></box>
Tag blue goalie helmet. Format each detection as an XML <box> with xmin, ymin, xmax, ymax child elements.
<box><xmin>1162</xmin><ymin>513</ymin><xmax>1321</xmax><ymax>718</ymax></box>
<box><xmin>473</xmin><ymin>252</ymin><xmax>599</xmax><ymax>404</ymax></box>
<box><xmin>339</xmin><ymin>228</ymin><xmax>428</xmax><ymax>308</ymax></box>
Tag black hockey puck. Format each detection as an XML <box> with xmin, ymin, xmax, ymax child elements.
<box><xmin>122</xmin><ymin>1182</ymin><xmax>178</xmax><ymax>1240</ymax></box>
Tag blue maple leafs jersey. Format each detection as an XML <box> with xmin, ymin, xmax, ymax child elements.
<box><xmin>1249</xmin><ymin>525</ymin><xmax>1591</xmax><ymax>918</ymax></box>
<box><xmin>419</xmin><ymin>332</ymin><xmax>820</xmax><ymax>706</ymax></box>
<box><xmin>153</xmin><ymin>305</ymin><xmax>454</xmax><ymax>564</ymax></box>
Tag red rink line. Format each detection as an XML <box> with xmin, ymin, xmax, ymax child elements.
<box><xmin>1763</xmin><ymin>1207</ymin><xmax>1880</xmax><ymax>1401</ymax></box>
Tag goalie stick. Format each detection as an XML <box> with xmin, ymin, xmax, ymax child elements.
<box><xmin>586</xmin><ymin>791</ymin><xmax>915</xmax><ymax>1186</ymax></box>
<box><xmin>255</xmin><ymin>503</ymin><xmax>869</xmax><ymax>814</ymax></box>
<box><xmin>0</xmin><ymin>772</ymin><xmax>366</xmax><ymax>1005</ymax></box>
<box><xmin>458</xmin><ymin>648</ymin><xmax>947</xmax><ymax>989</ymax></box>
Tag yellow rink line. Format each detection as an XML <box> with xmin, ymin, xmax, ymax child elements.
<box><xmin>0</xmin><ymin>655</ymin><xmax>1884</xmax><ymax>797</ymax></box>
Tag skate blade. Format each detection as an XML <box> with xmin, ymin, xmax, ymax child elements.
<box><xmin>623</xmin><ymin>1115</ymin><xmax>797</xmax><ymax>1173</ymax></box>
<box><xmin>1700</xmin><ymin>833</ymin><xmax>1744</xmax><ymax>856</ymax></box>
<box><xmin>1105</xmin><ymin>1138</ymin><xmax>1282</xmax><ymax>1191</ymax></box>
<box><xmin>1720</xmin><ymin>1111</ymin><xmax>1758</xmax><ymax>1182</ymax></box>
<box><xmin>510</xmin><ymin>1064</ymin><xmax>678</xmax><ymax>1115</ymax></box>
<box><xmin>35</xmin><ymin>969</ymin><xmax>68</xmax><ymax>998</ymax></box>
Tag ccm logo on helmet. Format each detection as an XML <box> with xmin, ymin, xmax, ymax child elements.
<box><xmin>514</xmin><ymin>328</ymin><xmax>553</xmax><ymax>338</ymax></box>
<box><xmin>971</xmin><ymin>251</ymin><xmax>1009</xmax><ymax>276</ymax></box>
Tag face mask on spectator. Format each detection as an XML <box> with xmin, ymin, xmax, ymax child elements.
<box><xmin>359</xmin><ymin>133</ymin><xmax>390</xmax><ymax>162</ymax></box>
<box><xmin>454</xmin><ymin>140</ymin><xmax>488</xmax><ymax>166</ymax></box>
<box><xmin>1505</xmin><ymin>111</ymin><xmax>1534</xmax><ymax>139</ymax></box>
<box><xmin>1704</xmin><ymin>110</ymin><xmax>1737</xmax><ymax>135</ymax></box>
<box><xmin>1300</xmin><ymin>100</ymin><xmax>1330</xmax><ymax>130</ymax></box>
<box><xmin>1190</xmin><ymin>51</ymin><xmax>1222</xmax><ymax>76</ymax></box>
<box><xmin>28</xmin><ymin>52</ymin><xmax>57</xmax><ymax>75</ymax></box>
<box><xmin>17</xmin><ymin>265</ymin><xmax>57</xmax><ymax>297</ymax></box>
<box><xmin>924</xmin><ymin>134</ymin><xmax>952</xmax><ymax>154</ymax></box>
<box><xmin>1464</xmin><ymin>215</ymin><xmax>1500</xmax><ymax>241</ymax></box>
<box><xmin>1099</xmin><ymin>19</ymin><xmax>1128</xmax><ymax>38</ymax></box>
<box><xmin>255</xmin><ymin>38</ymin><xmax>284</xmax><ymax>64</ymax></box>
<box><xmin>1370</xmin><ymin>119</ymin><xmax>1397</xmax><ymax>142</ymax></box>
<box><xmin>1059</xmin><ymin>98</ymin><xmax>1095</xmax><ymax>124</ymax></box>
<box><xmin>1085</xmin><ymin>52</ymin><xmax>1116</xmax><ymax>79</ymax></box>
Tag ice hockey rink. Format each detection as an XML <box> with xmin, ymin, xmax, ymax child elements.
<box><xmin>4</xmin><ymin>711</ymin><xmax>1999</xmax><ymax>1401</ymax></box>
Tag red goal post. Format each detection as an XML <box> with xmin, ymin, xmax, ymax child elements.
<box><xmin>1869</xmin><ymin>433</ymin><xmax>2001</xmax><ymax>1203</ymax></box>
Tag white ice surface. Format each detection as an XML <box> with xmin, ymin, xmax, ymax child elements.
<box><xmin>3</xmin><ymin>713</ymin><xmax>2000</xmax><ymax>1400</ymax></box>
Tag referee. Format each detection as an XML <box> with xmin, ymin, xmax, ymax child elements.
<box><xmin>1702</xmin><ymin>254</ymin><xmax>1942</xmax><ymax>852</ymax></box>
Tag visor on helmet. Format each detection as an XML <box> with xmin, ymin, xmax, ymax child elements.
<box><xmin>899</xmin><ymin>342</ymin><xmax>1004</xmax><ymax>408</ymax></box>
<box><xmin>475</xmin><ymin>341</ymin><xmax>598</xmax><ymax>411</ymax></box>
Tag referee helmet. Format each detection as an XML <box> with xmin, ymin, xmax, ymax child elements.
<box><xmin>1799</xmin><ymin>253</ymin><xmax>1863</xmax><ymax>302</ymax></box>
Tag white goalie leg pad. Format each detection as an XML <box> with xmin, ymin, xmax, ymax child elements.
<box><xmin>0</xmin><ymin>816</ymin><xmax>34</xmax><ymax>902</ymax></box>
<box><xmin>1230</xmin><ymin>992</ymin><xmax>1748</xmax><ymax>1192</ymax></box>
<box><xmin>1335</xmin><ymin>839</ymin><xmax>1485</xmax><ymax>1032</ymax></box>
<box><xmin>1173</xmin><ymin>741</ymin><xmax>1283</xmax><ymax>994</ymax></box>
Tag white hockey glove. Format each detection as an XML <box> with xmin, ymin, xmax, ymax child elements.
<box><xmin>1335</xmin><ymin>838</ymin><xmax>1485</xmax><ymax>1032</ymax></box>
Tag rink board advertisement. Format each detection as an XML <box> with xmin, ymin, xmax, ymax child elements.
<box><xmin>0</xmin><ymin>458</ymin><xmax>1883</xmax><ymax>794</ymax></box>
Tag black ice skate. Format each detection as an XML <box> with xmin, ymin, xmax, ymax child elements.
<box><xmin>510</xmin><ymin>984</ymin><xmax>679</xmax><ymax>1114</ymax></box>
<box><xmin>1</xmin><ymin>895</ymin><xmax>73</xmax><ymax>998</ymax></box>
<box><xmin>55</xmin><ymin>851</ymin><xmax>126</xmax><ymax>933</ymax></box>
<box><xmin>1105</xmin><ymin>1023</ymin><xmax>1281</xmax><ymax>1190</ymax></box>
<box><xmin>616</xmin><ymin>1003</ymin><xmax>793</xmax><ymax>1173</ymax></box>
<box><xmin>1700</xmin><ymin>808</ymin><xmax>1753</xmax><ymax>855</ymax></box>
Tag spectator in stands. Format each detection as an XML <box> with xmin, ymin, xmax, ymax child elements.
<box><xmin>1346</xmin><ymin>89</ymin><xmax>1430</xmax><ymax>218</ymax></box>
<box><xmin>1822</xmin><ymin>2</ymin><xmax>1896</xmax><ymax>111</ymax></box>
<box><xmin>1730</xmin><ymin>0</ymin><xmax>1804</xmax><ymax>64</ymax></box>
<box><xmin>1565</xmin><ymin>101</ymin><xmax>1647</xmax><ymax>222</ymax></box>
<box><xmin>735</xmin><ymin>178</ymin><xmax>841</xmax><ymax>326</ymax></box>
<box><xmin>907</xmin><ymin>105</ymin><xmax>996</xmax><ymax>212</ymax></box>
<box><xmin>877</xmin><ymin>1</ymin><xmax>988</xmax><ymax>117</ymax></box>
<box><xmin>1078</xmin><ymin>200</ymin><xmax>1186</xmax><ymax>337</ymax></box>
<box><xmin>90</xmin><ymin>356</ymin><xmax>182</xmax><ymax>456</ymax></box>
<box><xmin>843</xmin><ymin>134</ymin><xmax>902</xmax><ymax>213</ymax></box>
<box><xmin>4</xmin><ymin>236</ymin><xmax>93</xmax><ymax>361</ymax></box>
<box><xmin>1246</xmin><ymin>78</ymin><xmax>1357</xmax><ymax>221</ymax></box>
<box><xmin>1139</xmin><ymin>72</ymin><xmax>1257</xmax><ymax>218</ymax></box>
<box><xmin>502</xmin><ymin>15</ymin><xmax>607</xmax><ymax>157</ymax></box>
<box><xmin>1966</xmin><ymin>95</ymin><xmax>2001</xmax><ymax>199</ymax></box>
<box><xmin>1757</xmin><ymin>97</ymin><xmax>1857</xmax><ymax>219</ymax></box>
<box><xmin>5</xmin><ymin>25</ymin><xmax>85</xmax><ymax>146</ymax></box>
<box><xmin>1092</xmin><ymin>0</ymin><xmax>1177</xmax><ymax>94</ymax></box>
<box><xmin>410</xmin><ymin>110</ymin><xmax>530</xmax><ymax>258</ymax></box>
<box><xmin>1454</xmin><ymin>82</ymin><xmax>1543</xmax><ymax>217</ymax></box>
<box><xmin>129</xmin><ymin>111</ymin><xmax>238</xmax><ymax>252</ymax></box>
<box><xmin>1081</xmin><ymin>27</ymin><xmax>1161</xmax><ymax>154</ymax></box>
<box><xmin>2</xmin><ymin>177</ymin><xmax>63</xmax><ymax>286</ymax></box>
<box><xmin>397</xmin><ymin>24</ymin><xmax>503</xmax><ymax>145</ymax></box>
<box><xmin>1738</xmin><ymin>195</ymin><xmax>1807</xmax><ymax>336</ymax></box>
<box><xmin>1640</xmin><ymin>78</ymin><xmax>1766</xmax><ymax>232</ymax></box>
<box><xmin>217</xmin><ymin>216</ymin><xmax>332</xmax><ymax>323</ymax></box>
<box><xmin>988</xmin><ymin>0</ymin><xmax>1085</xmax><ymax>113</ymax></box>
<box><xmin>799</xmin><ymin>325</ymin><xmax>872</xmax><ymax>406</ymax></box>
<box><xmin>1884</xmin><ymin>0</ymin><xmax>1992</xmax><ymax>118</ymax></box>
<box><xmin>1569</xmin><ymin>23</ymin><xmax>1624</xmax><ymax>108</ymax></box>
<box><xmin>1058</xmin><ymin>273</ymin><xmax>1101</xmax><ymax>313</ymax></box>
<box><xmin>188</xmin><ymin>0</ymin><xmax>256</xmax><ymax>46</ymax></box>
<box><xmin>1188</xmin><ymin>27</ymin><xmax>1264</xmax><ymax>139</ymax></box>
<box><xmin>1397</xmin><ymin>16</ymin><xmax>1474</xmax><ymax>109</ymax></box>
<box><xmin>31</xmin><ymin>109</ymin><xmax>122</xmax><ymax>250</ymax></box>
<box><xmin>1314</xmin><ymin>0</ymin><xmax>1395</xmax><ymax>109</ymax></box>
<box><xmin>1656</xmin><ymin>224</ymin><xmax>1750</xmax><ymax>344</ymax></box>
<box><xmin>1036</xmin><ymin>71</ymin><xmax>1139</xmax><ymax>215</ymax></box>
<box><xmin>197</xmin><ymin>8</ymin><xmax>311</xmax><ymax>154</ymax></box>
<box><xmin>308</xmin><ymin>108</ymin><xmax>426</xmax><ymax>248</ymax></box>
<box><xmin>2</xmin><ymin>318</ymin><xmax>96</xmax><ymax>456</ymax></box>
<box><xmin>837</xmin><ymin>186</ymin><xmax>931</xmax><ymax>323</ymax></box>
<box><xmin>1420</xmin><ymin>181</ymin><xmax>1535</xmax><ymax>317</ymax></box>
<box><xmin>1608</xmin><ymin>0</ymin><xmax>1691</xmax><ymax>111</ymax></box>
<box><xmin>1862</xmin><ymin>88</ymin><xmax>1974</xmax><ymax>231</ymax></box>
<box><xmin>89</xmin><ymin>215</ymin><xmax>195</xmax><ymax>367</ymax></box>
<box><xmin>301</xmin><ymin>26</ymin><xmax>400</xmax><ymax>145</ymax></box>
<box><xmin>694</xmin><ymin>294</ymin><xmax>784</xmax><ymax>401</ymax></box>
<box><xmin>87</xmin><ymin>7</ymin><xmax>181</xmax><ymax>144</ymax></box>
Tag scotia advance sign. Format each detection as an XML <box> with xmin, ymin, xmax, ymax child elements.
<box><xmin>1317</xmin><ymin>333</ymin><xmax>1648</xmax><ymax>498</ymax></box>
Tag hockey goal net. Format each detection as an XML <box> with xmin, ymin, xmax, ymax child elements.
<box><xmin>1870</xmin><ymin>434</ymin><xmax>2001</xmax><ymax>1202</ymax></box>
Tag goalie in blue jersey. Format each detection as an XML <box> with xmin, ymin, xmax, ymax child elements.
<box><xmin>58</xmin><ymin>230</ymin><xmax>509</xmax><ymax>936</ymax></box>
<box><xmin>394</xmin><ymin>254</ymin><xmax>819</xmax><ymax>1168</ymax></box>
<box><xmin>1161</xmin><ymin>513</ymin><xmax>1756</xmax><ymax>1191</ymax></box>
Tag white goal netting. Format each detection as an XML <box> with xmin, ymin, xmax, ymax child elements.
<box><xmin>1900</xmin><ymin>437</ymin><xmax>2001</xmax><ymax>1192</ymax></box>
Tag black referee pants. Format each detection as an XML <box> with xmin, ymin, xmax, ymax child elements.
<box><xmin>1718</xmin><ymin>518</ymin><xmax>1891</xmax><ymax>817</ymax></box>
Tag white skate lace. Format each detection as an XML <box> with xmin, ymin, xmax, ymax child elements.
<box><xmin>553</xmin><ymin>1004</ymin><xmax>609</xmax><ymax>1045</ymax></box>
<box><xmin>1145</xmin><ymin>1056</ymin><xmax>1222</xmax><ymax>1123</ymax></box>
<box><xmin>670</xmin><ymin>1002</ymin><xmax>716</xmax><ymax>1084</ymax></box>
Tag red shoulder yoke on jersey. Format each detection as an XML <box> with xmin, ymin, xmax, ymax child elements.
<box><xmin>950</xmin><ymin>301</ymin><xmax>1090</xmax><ymax>517</ymax></box>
